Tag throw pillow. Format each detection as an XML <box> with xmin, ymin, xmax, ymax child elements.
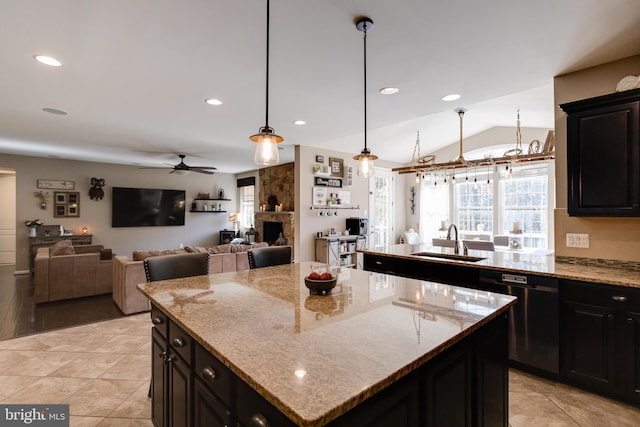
<box><xmin>50</xmin><ymin>239</ymin><xmax>75</xmax><ymax>256</ymax></box>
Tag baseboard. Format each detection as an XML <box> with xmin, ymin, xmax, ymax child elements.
<box><xmin>14</xmin><ymin>270</ymin><xmax>30</xmax><ymax>276</ymax></box>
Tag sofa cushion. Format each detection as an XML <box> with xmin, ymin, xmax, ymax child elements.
<box><xmin>50</xmin><ymin>239</ymin><xmax>76</xmax><ymax>256</ymax></box>
<box><xmin>132</xmin><ymin>249</ymin><xmax>187</xmax><ymax>261</ymax></box>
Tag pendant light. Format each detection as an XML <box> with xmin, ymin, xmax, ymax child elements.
<box><xmin>250</xmin><ymin>0</ymin><xmax>283</xmax><ymax>165</ymax></box>
<box><xmin>353</xmin><ymin>17</ymin><xmax>378</xmax><ymax>178</ymax></box>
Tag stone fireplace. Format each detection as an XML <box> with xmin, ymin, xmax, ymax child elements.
<box><xmin>254</xmin><ymin>211</ymin><xmax>295</xmax><ymax>256</ymax></box>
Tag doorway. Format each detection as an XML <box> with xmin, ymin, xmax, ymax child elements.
<box><xmin>369</xmin><ymin>168</ymin><xmax>394</xmax><ymax>250</ymax></box>
<box><xmin>0</xmin><ymin>168</ymin><xmax>16</xmax><ymax>265</ymax></box>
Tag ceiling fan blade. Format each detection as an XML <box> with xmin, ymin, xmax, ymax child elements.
<box><xmin>189</xmin><ymin>166</ymin><xmax>218</xmax><ymax>171</ymax></box>
<box><xmin>139</xmin><ymin>166</ymin><xmax>174</xmax><ymax>170</ymax></box>
<box><xmin>192</xmin><ymin>169</ymin><xmax>215</xmax><ymax>175</ymax></box>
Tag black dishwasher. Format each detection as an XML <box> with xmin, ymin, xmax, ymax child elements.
<box><xmin>478</xmin><ymin>270</ymin><xmax>559</xmax><ymax>375</ymax></box>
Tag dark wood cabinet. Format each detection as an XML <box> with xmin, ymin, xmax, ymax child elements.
<box><xmin>151</xmin><ymin>307</ymin><xmax>193</xmax><ymax>427</ymax></box>
<box><xmin>561</xmin><ymin>280</ymin><xmax>640</xmax><ymax>405</ymax></box>
<box><xmin>560</xmin><ymin>88</ymin><xmax>640</xmax><ymax>216</ymax></box>
<box><xmin>149</xmin><ymin>303</ymin><xmax>508</xmax><ymax>426</ymax></box>
<box><xmin>363</xmin><ymin>253</ymin><xmax>479</xmax><ymax>288</ymax></box>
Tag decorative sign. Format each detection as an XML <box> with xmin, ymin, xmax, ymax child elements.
<box><xmin>329</xmin><ymin>157</ymin><xmax>344</xmax><ymax>177</ymax></box>
<box><xmin>37</xmin><ymin>179</ymin><xmax>75</xmax><ymax>190</ymax></box>
<box><xmin>313</xmin><ymin>187</ymin><xmax>327</xmax><ymax>205</ymax></box>
<box><xmin>314</xmin><ymin>176</ymin><xmax>342</xmax><ymax>188</ymax></box>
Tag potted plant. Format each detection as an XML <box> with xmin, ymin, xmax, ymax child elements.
<box><xmin>25</xmin><ymin>219</ymin><xmax>43</xmax><ymax>237</ymax></box>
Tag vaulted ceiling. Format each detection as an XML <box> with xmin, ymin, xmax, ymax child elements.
<box><xmin>1</xmin><ymin>0</ymin><xmax>639</xmax><ymax>173</ymax></box>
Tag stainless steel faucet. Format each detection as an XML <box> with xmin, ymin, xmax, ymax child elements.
<box><xmin>446</xmin><ymin>224</ymin><xmax>459</xmax><ymax>254</ymax></box>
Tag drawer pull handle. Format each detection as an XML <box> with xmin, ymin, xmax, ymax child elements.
<box><xmin>611</xmin><ymin>295</ymin><xmax>627</xmax><ymax>302</ymax></box>
<box><xmin>250</xmin><ymin>413</ymin><xmax>270</xmax><ymax>427</ymax></box>
<box><xmin>375</xmin><ymin>261</ymin><xmax>382</xmax><ymax>265</ymax></box>
<box><xmin>151</xmin><ymin>317</ymin><xmax>164</xmax><ymax>325</ymax></box>
<box><xmin>202</xmin><ymin>367</ymin><xmax>217</xmax><ymax>381</ymax></box>
<box><xmin>172</xmin><ymin>337</ymin><xmax>185</xmax><ymax>347</ymax></box>
<box><xmin>628</xmin><ymin>318</ymin><xmax>634</xmax><ymax>324</ymax></box>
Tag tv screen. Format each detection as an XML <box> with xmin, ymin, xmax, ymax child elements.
<box><xmin>112</xmin><ymin>187</ymin><xmax>186</xmax><ymax>227</ymax></box>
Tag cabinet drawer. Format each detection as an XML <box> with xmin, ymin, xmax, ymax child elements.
<box><xmin>194</xmin><ymin>343</ymin><xmax>232</xmax><ymax>407</ymax></box>
<box><xmin>363</xmin><ymin>254</ymin><xmax>396</xmax><ymax>274</ymax></box>
<box><xmin>562</xmin><ymin>280</ymin><xmax>640</xmax><ymax>310</ymax></box>
<box><xmin>150</xmin><ymin>305</ymin><xmax>168</xmax><ymax>339</ymax></box>
<box><xmin>236</xmin><ymin>380</ymin><xmax>296</xmax><ymax>427</ymax></box>
<box><xmin>169</xmin><ymin>321</ymin><xmax>193</xmax><ymax>363</ymax></box>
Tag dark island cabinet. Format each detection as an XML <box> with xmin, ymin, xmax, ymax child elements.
<box><xmin>560</xmin><ymin>88</ymin><xmax>640</xmax><ymax>216</ymax></box>
<box><xmin>150</xmin><ymin>304</ymin><xmax>508</xmax><ymax>427</ymax></box>
<box><xmin>151</xmin><ymin>306</ymin><xmax>193</xmax><ymax>427</ymax></box>
<box><xmin>560</xmin><ymin>280</ymin><xmax>640</xmax><ymax>405</ymax></box>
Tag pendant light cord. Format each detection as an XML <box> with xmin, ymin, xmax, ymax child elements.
<box><xmin>264</xmin><ymin>0</ymin><xmax>271</xmax><ymax>130</ymax></box>
<box><xmin>362</xmin><ymin>21</ymin><xmax>368</xmax><ymax>152</ymax></box>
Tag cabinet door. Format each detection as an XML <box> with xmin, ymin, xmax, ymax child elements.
<box><xmin>622</xmin><ymin>311</ymin><xmax>640</xmax><ymax>403</ymax></box>
<box><xmin>561</xmin><ymin>301</ymin><xmax>616</xmax><ymax>392</ymax></box>
<box><xmin>151</xmin><ymin>330</ymin><xmax>167</xmax><ymax>427</ymax></box>
<box><xmin>565</xmin><ymin>98</ymin><xmax>640</xmax><ymax>216</ymax></box>
<box><xmin>193</xmin><ymin>378</ymin><xmax>231</xmax><ymax>427</ymax></box>
<box><xmin>423</xmin><ymin>344</ymin><xmax>473</xmax><ymax>427</ymax></box>
<box><xmin>168</xmin><ymin>352</ymin><xmax>192</xmax><ymax>427</ymax></box>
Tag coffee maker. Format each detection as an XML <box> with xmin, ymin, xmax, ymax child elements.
<box><xmin>346</xmin><ymin>217</ymin><xmax>368</xmax><ymax>235</ymax></box>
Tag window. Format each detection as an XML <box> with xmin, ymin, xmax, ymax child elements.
<box><xmin>370</xmin><ymin>168</ymin><xmax>394</xmax><ymax>250</ymax></box>
<box><xmin>418</xmin><ymin>146</ymin><xmax>554</xmax><ymax>250</ymax></box>
<box><xmin>237</xmin><ymin>177</ymin><xmax>255</xmax><ymax>231</ymax></box>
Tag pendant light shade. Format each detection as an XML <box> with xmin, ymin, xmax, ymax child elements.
<box><xmin>251</xmin><ymin>0</ymin><xmax>283</xmax><ymax>165</ymax></box>
<box><xmin>353</xmin><ymin>17</ymin><xmax>378</xmax><ymax>178</ymax></box>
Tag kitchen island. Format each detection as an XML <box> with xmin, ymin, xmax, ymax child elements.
<box><xmin>138</xmin><ymin>261</ymin><xmax>516</xmax><ymax>427</ymax></box>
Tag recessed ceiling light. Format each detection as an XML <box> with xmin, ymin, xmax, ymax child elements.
<box><xmin>293</xmin><ymin>120</ymin><xmax>306</xmax><ymax>125</ymax></box>
<box><xmin>33</xmin><ymin>55</ymin><xmax>62</xmax><ymax>67</ymax></box>
<box><xmin>205</xmin><ymin>98</ymin><xmax>223</xmax><ymax>106</ymax></box>
<box><xmin>442</xmin><ymin>94</ymin><xmax>461</xmax><ymax>102</ymax></box>
<box><xmin>42</xmin><ymin>108</ymin><xmax>67</xmax><ymax>115</ymax></box>
<box><xmin>380</xmin><ymin>87</ymin><xmax>399</xmax><ymax>95</ymax></box>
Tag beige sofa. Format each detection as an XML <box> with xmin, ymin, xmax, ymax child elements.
<box><xmin>34</xmin><ymin>243</ymin><xmax>114</xmax><ymax>303</ymax></box>
<box><xmin>112</xmin><ymin>242</ymin><xmax>268</xmax><ymax>314</ymax></box>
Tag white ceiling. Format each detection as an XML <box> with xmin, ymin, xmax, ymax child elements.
<box><xmin>0</xmin><ymin>0</ymin><xmax>639</xmax><ymax>174</ymax></box>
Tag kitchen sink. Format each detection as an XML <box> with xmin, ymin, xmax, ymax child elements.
<box><xmin>411</xmin><ymin>252</ymin><xmax>486</xmax><ymax>262</ymax></box>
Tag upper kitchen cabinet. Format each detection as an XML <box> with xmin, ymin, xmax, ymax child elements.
<box><xmin>560</xmin><ymin>88</ymin><xmax>640</xmax><ymax>216</ymax></box>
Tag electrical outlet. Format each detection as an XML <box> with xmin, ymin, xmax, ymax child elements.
<box><xmin>566</xmin><ymin>233</ymin><xmax>589</xmax><ymax>248</ymax></box>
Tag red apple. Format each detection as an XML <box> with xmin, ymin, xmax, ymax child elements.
<box><xmin>320</xmin><ymin>272</ymin><xmax>333</xmax><ymax>280</ymax></box>
<box><xmin>308</xmin><ymin>272</ymin><xmax>321</xmax><ymax>280</ymax></box>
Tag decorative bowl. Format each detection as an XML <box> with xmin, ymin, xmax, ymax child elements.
<box><xmin>304</xmin><ymin>275</ymin><xmax>337</xmax><ymax>295</ymax></box>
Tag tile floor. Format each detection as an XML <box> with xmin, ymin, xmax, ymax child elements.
<box><xmin>1</xmin><ymin>314</ymin><xmax>640</xmax><ymax>426</ymax></box>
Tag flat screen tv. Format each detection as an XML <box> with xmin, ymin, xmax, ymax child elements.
<box><xmin>112</xmin><ymin>187</ymin><xmax>186</xmax><ymax>227</ymax></box>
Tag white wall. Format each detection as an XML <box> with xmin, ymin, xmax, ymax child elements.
<box><xmin>0</xmin><ymin>169</ymin><xmax>16</xmax><ymax>265</ymax></box>
<box><xmin>295</xmin><ymin>145</ymin><xmax>406</xmax><ymax>262</ymax></box>
<box><xmin>1</xmin><ymin>154</ymin><xmax>238</xmax><ymax>272</ymax></box>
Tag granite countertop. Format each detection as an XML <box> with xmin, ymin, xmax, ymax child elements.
<box><xmin>361</xmin><ymin>244</ymin><xmax>640</xmax><ymax>289</ymax></box>
<box><xmin>138</xmin><ymin>261</ymin><xmax>515</xmax><ymax>426</ymax></box>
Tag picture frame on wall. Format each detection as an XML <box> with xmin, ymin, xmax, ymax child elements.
<box><xmin>313</xmin><ymin>187</ymin><xmax>327</xmax><ymax>206</ymax></box>
<box><xmin>315</xmin><ymin>155</ymin><xmax>324</xmax><ymax>163</ymax></box>
<box><xmin>54</xmin><ymin>191</ymin><xmax>80</xmax><ymax>218</ymax></box>
<box><xmin>329</xmin><ymin>157</ymin><xmax>344</xmax><ymax>177</ymax></box>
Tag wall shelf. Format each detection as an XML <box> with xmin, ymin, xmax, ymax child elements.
<box><xmin>190</xmin><ymin>210</ymin><xmax>227</xmax><ymax>213</ymax></box>
<box><xmin>309</xmin><ymin>205</ymin><xmax>360</xmax><ymax>210</ymax></box>
<box><xmin>194</xmin><ymin>198</ymin><xmax>231</xmax><ymax>201</ymax></box>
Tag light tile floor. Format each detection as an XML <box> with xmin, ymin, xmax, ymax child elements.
<box><xmin>1</xmin><ymin>314</ymin><xmax>640</xmax><ymax>426</ymax></box>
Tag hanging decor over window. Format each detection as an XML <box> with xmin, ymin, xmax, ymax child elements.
<box><xmin>392</xmin><ymin>110</ymin><xmax>555</xmax><ymax>176</ymax></box>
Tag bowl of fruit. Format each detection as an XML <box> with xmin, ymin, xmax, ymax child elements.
<box><xmin>304</xmin><ymin>271</ymin><xmax>337</xmax><ymax>295</ymax></box>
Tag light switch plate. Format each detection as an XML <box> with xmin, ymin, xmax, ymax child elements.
<box><xmin>566</xmin><ymin>233</ymin><xmax>589</xmax><ymax>248</ymax></box>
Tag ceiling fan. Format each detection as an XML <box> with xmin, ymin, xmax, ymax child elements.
<box><xmin>141</xmin><ymin>154</ymin><xmax>217</xmax><ymax>175</ymax></box>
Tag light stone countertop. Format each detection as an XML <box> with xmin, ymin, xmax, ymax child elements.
<box><xmin>138</xmin><ymin>261</ymin><xmax>515</xmax><ymax>426</ymax></box>
<box><xmin>361</xmin><ymin>244</ymin><xmax>640</xmax><ymax>289</ymax></box>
